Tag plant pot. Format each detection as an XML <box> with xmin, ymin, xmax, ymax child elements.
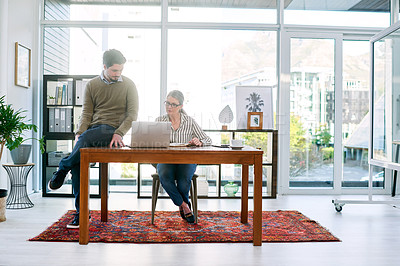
<box><xmin>10</xmin><ymin>144</ymin><xmax>32</xmax><ymax>164</ymax></box>
<box><xmin>0</xmin><ymin>189</ymin><xmax>7</xmax><ymax>222</ymax></box>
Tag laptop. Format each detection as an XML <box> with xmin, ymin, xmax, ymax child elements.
<box><xmin>130</xmin><ymin>121</ymin><xmax>171</xmax><ymax>148</ymax></box>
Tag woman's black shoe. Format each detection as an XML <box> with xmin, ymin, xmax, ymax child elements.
<box><xmin>179</xmin><ymin>202</ymin><xmax>192</xmax><ymax>220</ymax></box>
<box><xmin>184</xmin><ymin>212</ymin><xmax>195</xmax><ymax>223</ymax></box>
<box><xmin>179</xmin><ymin>206</ymin><xmax>185</xmax><ymax>219</ymax></box>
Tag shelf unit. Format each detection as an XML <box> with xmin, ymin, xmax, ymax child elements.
<box><xmin>42</xmin><ymin>75</ymin><xmax>98</xmax><ymax>197</ymax></box>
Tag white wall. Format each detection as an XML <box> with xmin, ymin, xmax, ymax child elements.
<box><xmin>0</xmin><ymin>0</ymin><xmax>40</xmax><ymax>191</ymax></box>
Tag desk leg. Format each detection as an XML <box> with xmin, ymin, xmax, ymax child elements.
<box><xmin>100</xmin><ymin>163</ymin><xmax>109</xmax><ymax>222</ymax></box>
<box><xmin>253</xmin><ymin>154</ymin><xmax>263</xmax><ymax>246</ymax></box>
<box><xmin>79</xmin><ymin>153</ymin><xmax>90</xmax><ymax>245</ymax></box>
<box><xmin>241</xmin><ymin>165</ymin><xmax>249</xmax><ymax>224</ymax></box>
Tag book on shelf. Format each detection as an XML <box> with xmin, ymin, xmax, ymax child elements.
<box><xmin>48</xmin><ymin>107</ymin><xmax>55</xmax><ymax>132</ymax></box>
<box><xmin>65</xmin><ymin>108</ymin><xmax>72</xmax><ymax>132</ymax></box>
<box><xmin>54</xmin><ymin>108</ymin><xmax>60</xmax><ymax>131</ymax></box>
<box><xmin>60</xmin><ymin>108</ymin><xmax>66</xmax><ymax>132</ymax></box>
<box><xmin>56</xmin><ymin>86</ymin><xmax>63</xmax><ymax>105</ymax></box>
<box><xmin>66</xmin><ymin>80</ymin><xmax>73</xmax><ymax>105</ymax></box>
<box><xmin>76</xmin><ymin>79</ymin><xmax>90</xmax><ymax>105</ymax></box>
<box><xmin>62</xmin><ymin>84</ymin><xmax>67</xmax><ymax>105</ymax></box>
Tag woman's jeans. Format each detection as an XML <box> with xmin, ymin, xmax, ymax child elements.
<box><xmin>58</xmin><ymin>124</ymin><xmax>116</xmax><ymax>214</ymax></box>
<box><xmin>157</xmin><ymin>164</ymin><xmax>197</xmax><ymax>206</ymax></box>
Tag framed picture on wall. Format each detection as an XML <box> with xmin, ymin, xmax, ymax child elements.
<box><xmin>247</xmin><ymin>112</ymin><xmax>263</xmax><ymax>129</ymax></box>
<box><xmin>15</xmin><ymin>42</ymin><xmax>31</xmax><ymax>88</ymax></box>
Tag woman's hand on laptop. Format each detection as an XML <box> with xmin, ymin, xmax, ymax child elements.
<box><xmin>110</xmin><ymin>134</ymin><xmax>125</xmax><ymax>148</ymax></box>
<box><xmin>188</xmin><ymin>137</ymin><xmax>202</xmax><ymax>147</ymax></box>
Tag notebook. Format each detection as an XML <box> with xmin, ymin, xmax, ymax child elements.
<box><xmin>130</xmin><ymin>121</ymin><xmax>171</xmax><ymax>148</ymax></box>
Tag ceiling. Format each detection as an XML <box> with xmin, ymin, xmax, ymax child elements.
<box><xmin>59</xmin><ymin>0</ymin><xmax>390</xmax><ymax>12</ymax></box>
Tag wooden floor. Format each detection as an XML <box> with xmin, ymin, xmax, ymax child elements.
<box><xmin>1</xmin><ymin>193</ymin><xmax>400</xmax><ymax>266</ymax></box>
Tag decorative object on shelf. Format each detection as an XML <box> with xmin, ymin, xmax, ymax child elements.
<box><xmin>235</xmin><ymin>85</ymin><xmax>274</xmax><ymax>129</ymax></box>
<box><xmin>0</xmin><ymin>96</ymin><xmax>45</xmax><ymax>165</ymax></box>
<box><xmin>247</xmin><ymin>112</ymin><xmax>263</xmax><ymax>129</ymax></box>
<box><xmin>218</xmin><ymin>105</ymin><xmax>234</xmax><ymax>130</ymax></box>
<box><xmin>224</xmin><ymin>181</ymin><xmax>239</xmax><ymax>196</ymax></box>
<box><xmin>14</xmin><ymin>42</ymin><xmax>31</xmax><ymax>88</ymax></box>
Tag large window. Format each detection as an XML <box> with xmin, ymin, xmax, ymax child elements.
<box><xmin>284</xmin><ymin>0</ymin><xmax>390</xmax><ymax>27</ymax></box>
<box><xmin>45</xmin><ymin>2</ymin><xmax>161</xmax><ymax>21</ymax></box>
<box><xmin>168</xmin><ymin>4</ymin><xmax>276</xmax><ymax>23</ymax></box>
<box><xmin>42</xmin><ymin>0</ymin><xmax>397</xmax><ymax>195</ymax></box>
<box><xmin>43</xmin><ymin>27</ymin><xmax>161</xmax><ymax>121</ymax></box>
<box><xmin>168</xmin><ymin>30</ymin><xmax>277</xmax><ymax>128</ymax></box>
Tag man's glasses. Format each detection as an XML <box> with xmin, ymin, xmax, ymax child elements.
<box><xmin>164</xmin><ymin>101</ymin><xmax>181</xmax><ymax>108</ymax></box>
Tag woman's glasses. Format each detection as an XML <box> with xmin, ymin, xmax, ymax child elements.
<box><xmin>164</xmin><ymin>101</ymin><xmax>181</xmax><ymax>108</ymax></box>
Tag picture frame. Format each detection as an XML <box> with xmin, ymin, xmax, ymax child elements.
<box><xmin>235</xmin><ymin>85</ymin><xmax>274</xmax><ymax>129</ymax></box>
<box><xmin>247</xmin><ymin>112</ymin><xmax>263</xmax><ymax>129</ymax></box>
<box><xmin>15</xmin><ymin>42</ymin><xmax>31</xmax><ymax>88</ymax></box>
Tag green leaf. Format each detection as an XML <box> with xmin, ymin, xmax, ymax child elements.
<box><xmin>0</xmin><ymin>95</ymin><xmax>44</xmax><ymax>155</ymax></box>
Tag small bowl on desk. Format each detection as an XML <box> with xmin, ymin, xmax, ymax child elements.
<box><xmin>230</xmin><ymin>145</ymin><xmax>244</xmax><ymax>150</ymax></box>
<box><xmin>230</xmin><ymin>139</ymin><xmax>244</xmax><ymax>150</ymax></box>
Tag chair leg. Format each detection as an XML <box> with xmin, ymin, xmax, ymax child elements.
<box><xmin>151</xmin><ymin>177</ymin><xmax>160</xmax><ymax>224</ymax></box>
<box><xmin>190</xmin><ymin>178</ymin><xmax>198</xmax><ymax>224</ymax></box>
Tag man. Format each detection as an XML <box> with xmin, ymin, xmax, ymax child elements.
<box><xmin>48</xmin><ymin>49</ymin><xmax>139</xmax><ymax>228</ymax></box>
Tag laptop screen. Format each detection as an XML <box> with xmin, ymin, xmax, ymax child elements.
<box><xmin>130</xmin><ymin>121</ymin><xmax>171</xmax><ymax>148</ymax></box>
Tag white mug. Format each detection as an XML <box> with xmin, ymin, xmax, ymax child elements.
<box><xmin>231</xmin><ymin>139</ymin><xmax>243</xmax><ymax>147</ymax></box>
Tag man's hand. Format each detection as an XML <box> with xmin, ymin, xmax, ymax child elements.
<box><xmin>188</xmin><ymin>137</ymin><xmax>202</xmax><ymax>147</ymax></box>
<box><xmin>109</xmin><ymin>133</ymin><xmax>125</xmax><ymax>148</ymax></box>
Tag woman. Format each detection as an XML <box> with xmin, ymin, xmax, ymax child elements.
<box><xmin>156</xmin><ymin>90</ymin><xmax>212</xmax><ymax>223</ymax></box>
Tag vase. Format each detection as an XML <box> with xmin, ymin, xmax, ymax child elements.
<box><xmin>224</xmin><ymin>181</ymin><xmax>239</xmax><ymax>196</ymax></box>
<box><xmin>10</xmin><ymin>144</ymin><xmax>32</xmax><ymax>164</ymax></box>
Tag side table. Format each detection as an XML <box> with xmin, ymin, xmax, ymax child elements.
<box><xmin>2</xmin><ymin>163</ymin><xmax>35</xmax><ymax>209</ymax></box>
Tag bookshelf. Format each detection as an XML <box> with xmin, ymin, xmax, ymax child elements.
<box><xmin>42</xmin><ymin>75</ymin><xmax>98</xmax><ymax>197</ymax></box>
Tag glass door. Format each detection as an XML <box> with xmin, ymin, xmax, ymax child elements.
<box><xmin>341</xmin><ymin>40</ymin><xmax>384</xmax><ymax>188</ymax></box>
<box><xmin>280</xmin><ymin>32</ymin><xmax>342</xmax><ymax>194</ymax></box>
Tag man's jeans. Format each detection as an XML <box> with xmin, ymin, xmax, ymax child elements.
<box><xmin>156</xmin><ymin>164</ymin><xmax>197</xmax><ymax>207</ymax></box>
<box><xmin>58</xmin><ymin>124</ymin><xmax>116</xmax><ymax>213</ymax></box>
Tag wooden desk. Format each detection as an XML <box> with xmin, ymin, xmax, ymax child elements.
<box><xmin>79</xmin><ymin>146</ymin><xmax>264</xmax><ymax>246</ymax></box>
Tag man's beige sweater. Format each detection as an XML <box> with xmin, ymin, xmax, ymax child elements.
<box><xmin>76</xmin><ymin>75</ymin><xmax>139</xmax><ymax>136</ymax></box>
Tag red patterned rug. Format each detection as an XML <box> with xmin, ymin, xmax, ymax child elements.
<box><xmin>29</xmin><ymin>210</ymin><xmax>339</xmax><ymax>243</ymax></box>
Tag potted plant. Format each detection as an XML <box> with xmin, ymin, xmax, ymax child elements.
<box><xmin>0</xmin><ymin>95</ymin><xmax>44</xmax><ymax>164</ymax></box>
